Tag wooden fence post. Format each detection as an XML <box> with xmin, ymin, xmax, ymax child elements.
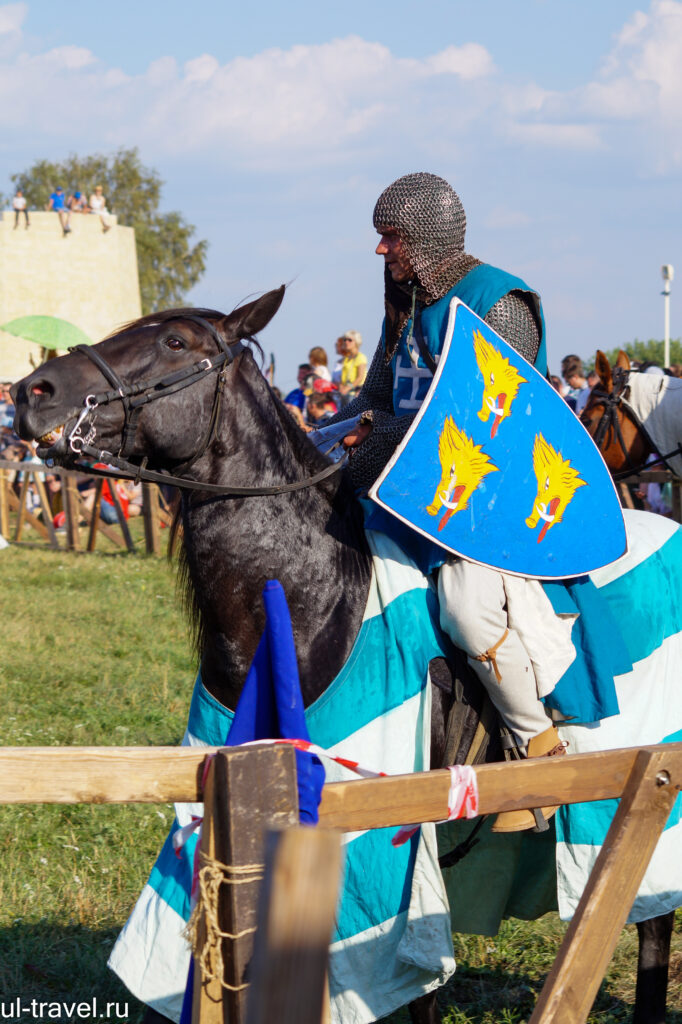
<box><xmin>192</xmin><ymin>743</ymin><xmax>299</xmax><ymax>1024</ymax></box>
<box><xmin>86</xmin><ymin>480</ymin><xmax>104</xmax><ymax>551</ymax></box>
<box><xmin>62</xmin><ymin>472</ymin><xmax>81</xmax><ymax>551</ymax></box>
<box><xmin>246</xmin><ymin>826</ymin><xmax>342</xmax><ymax>1024</ymax></box>
<box><xmin>13</xmin><ymin>472</ymin><xmax>30</xmax><ymax>541</ymax></box>
<box><xmin>142</xmin><ymin>482</ymin><xmax>161</xmax><ymax>554</ymax></box>
<box><xmin>529</xmin><ymin>746</ymin><xmax>682</xmax><ymax>1024</ymax></box>
<box><xmin>32</xmin><ymin>472</ymin><xmax>59</xmax><ymax>549</ymax></box>
<box><xmin>107</xmin><ymin>480</ymin><xmax>135</xmax><ymax>552</ymax></box>
<box><xmin>672</xmin><ymin>478</ymin><xmax>682</xmax><ymax>523</ymax></box>
<box><xmin>0</xmin><ymin>467</ymin><xmax>10</xmax><ymax>539</ymax></box>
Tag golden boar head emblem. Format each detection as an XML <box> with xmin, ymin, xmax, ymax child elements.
<box><xmin>526</xmin><ymin>433</ymin><xmax>587</xmax><ymax>543</ymax></box>
<box><xmin>474</xmin><ymin>330</ymin><xmax>528</xmax><ymax>439</ymax></box>
<box><xmin>426</xmin><ymin>416</ymin><xmax>498</xmax><ymax>531</ymax></box>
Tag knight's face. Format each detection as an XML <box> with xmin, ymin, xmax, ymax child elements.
<box><xmin>375</xmin><ymin>227</ymin><xmax>414</xmax><ymax>283</ymax></box>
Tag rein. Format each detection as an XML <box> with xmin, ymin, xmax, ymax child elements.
<box><xmin>43</xmin><ymin>315</ymin><xmax>348</xmax><ymax>496</ymax></box>
<box><xmin>586</xmin><ymin>368</ymin><xmax>682</xmax><ymax>480</ymax></box>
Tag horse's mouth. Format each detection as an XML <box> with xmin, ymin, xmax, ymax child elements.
<box><xmin>38</xmin><ymin>423</ymin><xmax>65</xmax><ymax>448</ymax></box>
<box><xmin>36</xmin><ymin>422</ymin><xmax>75</xmax><ymax>462</ymax></box>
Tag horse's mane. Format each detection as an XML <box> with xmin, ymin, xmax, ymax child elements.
<box><xmin>166</xmin><ymin>350</ymin><xmax>354</xmax><ymax>662</ymax></box>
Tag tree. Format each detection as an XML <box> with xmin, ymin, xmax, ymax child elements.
<box><xmin>598</xmin><ymin>338</ymin><xmax>682</xmax><ymax>370</ymax></box>
<box><xmin>7</xmin><ymin>148</ymin><xmax>207</xmax><ymax>314</ymax></box>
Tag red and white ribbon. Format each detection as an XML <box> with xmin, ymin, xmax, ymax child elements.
<box><xmin>391</xmin><ymin>765</ymin><xmax>479</xmax><ymax>847</ymax></box>
<box><xmin>171</xmin><ymin>740</ymin><xmax>479</xmax><ymax>860</ymax></box>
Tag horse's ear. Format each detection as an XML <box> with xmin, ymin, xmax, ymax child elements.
<box><xmin>224</xmin><ymin>286</ymin><xmax>285</xmax><ymax>340</ymax></box>
<box><xmin>616</xmin><ymin>349</ymin><xmax>631</xmax><ymax>371</ymax></box>
<box><xmin>594</xmin><ymin>350</ymin><xmax>613</xmax><ymax>391</ymax></box>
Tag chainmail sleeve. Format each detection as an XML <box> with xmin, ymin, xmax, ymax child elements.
<box><xmin>331</xmin><ymin>288</ymin><xmax>541</xmax><ymax>493</ymax></box>
<box><xmin>484</xmin><ymin>290</ymin><xmax>541</xmax><ymax>365</ymax></box>
<box><xmin>326</xmin><ymin>336</ymin><xmax>416</xmax><ymax>491</ymax></box>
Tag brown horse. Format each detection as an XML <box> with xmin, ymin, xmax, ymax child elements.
<box><xmin>580</xmin><ymin>350</ymin><xmax>682</xmax><ymax>480</ymax></box>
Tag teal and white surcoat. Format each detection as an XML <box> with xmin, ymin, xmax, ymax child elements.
<box><xmin>389</xmin><ymin>263</ymin><xmax>547</xmax><ymax>416</ymax></box>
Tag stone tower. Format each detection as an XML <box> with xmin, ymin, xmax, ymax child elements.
<box><xmin>0</xmin><ymin>211</ymin><xmax>142</xmax><ymax>382</ymax></box>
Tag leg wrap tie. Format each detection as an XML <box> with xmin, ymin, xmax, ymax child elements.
<box><xmin>472</xmin><ymin>628</ymin><xmax>509</xmax><ymax>684</ymax></box>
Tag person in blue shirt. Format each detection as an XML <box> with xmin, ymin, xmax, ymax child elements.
<box><xmin>48</xmin><ymin>187</ymin><xmax>71</xmax><ymax>236</ymax></box>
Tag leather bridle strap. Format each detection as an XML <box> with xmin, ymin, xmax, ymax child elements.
<box><xmin>69</xmin><ymin>443</ymin><xmax>348</xmax><ymax>496</ymax></box>
<box><xmin>53</xmin><ymin>319</ymin><xmax>349</xmax><ymax>496</ymax></box>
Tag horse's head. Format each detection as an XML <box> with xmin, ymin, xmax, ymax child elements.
<box><xmin>580</xmin><ymin>349</ymin><xmax>652</xmax><ymax>474</ymax></box>
<box><xmin>11</xmin><ymin>287</ymin><xmax>285</xmax><ymax>471</ymax></box>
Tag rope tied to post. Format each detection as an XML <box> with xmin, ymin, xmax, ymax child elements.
<box><xmin>184</xmin><ymin>851</ymin><xmax>264</xmax><ymax>992</ymax></box>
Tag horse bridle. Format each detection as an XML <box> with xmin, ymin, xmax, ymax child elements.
<box><xmin>585</xmin><ymin>366</ymin><xmax>682</xmax><ymax>480</ymax></box>
<box><xmin>43</xmin><ymin>314</ymin><xmax>347</xmax><ymax>496</ymax></box>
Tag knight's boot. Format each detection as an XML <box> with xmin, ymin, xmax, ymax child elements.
<box><xmin>491</xmin><ymin>724</ymin><xmax>568</xmax><ymax>833</ymax></box>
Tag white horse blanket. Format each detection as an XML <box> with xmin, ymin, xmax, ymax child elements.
<box><xmin>626</xmin><ymin>371</ymin><xmax>682</xmax><ymax>477</ymax></box>
<box><xmin>110</xmin><ymin>510</ymin><xmax>682</xmax><ymax>1020</ymax></box>
<box><xmin>440</xmin><ymin>509</ymin><xmax>682</xmax><ymax>934</ymax></box>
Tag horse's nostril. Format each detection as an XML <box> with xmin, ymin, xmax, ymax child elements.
<box><xmin>31</xmin><ymin>381</ymin><xmax>54</xmax><ymax>399</ymax></box>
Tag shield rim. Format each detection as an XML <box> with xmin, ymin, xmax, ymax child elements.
<box><xmin>368</xmin><ymin>297</ymin><xmax>628</xmax><ymax>580</ymax></box>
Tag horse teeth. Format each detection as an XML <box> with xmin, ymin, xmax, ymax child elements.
<box><xmin>38</xmin><ymin>424</ymin><xmax>64</xmax><ymax>445</ymax></box>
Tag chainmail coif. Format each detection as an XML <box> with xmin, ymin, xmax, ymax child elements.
<box><xmin>373</xmin><ymin>172</ymin><xmax>469</xmax><ymax>303</ymax></box>
<box><xmin>330</xmin><ymin>172</ymin><xmax>542</xmax><ymax>491</ymax></box>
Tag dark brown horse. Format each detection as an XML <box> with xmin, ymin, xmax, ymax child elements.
<box><xmin>10</xmin><ymin>292</ymin><xmax>678</xmax><ymax>1024</ymax></box>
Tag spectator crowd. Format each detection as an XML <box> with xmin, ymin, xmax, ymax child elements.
<box><xmin>277</xmin><ymin>331</ymin><xmax>367</xmax><ymax>430</ymax></box>
<box><xmin>10</xmin><ymin>185</ymin><xmax>112</xmax><ymax>237</ymax></box>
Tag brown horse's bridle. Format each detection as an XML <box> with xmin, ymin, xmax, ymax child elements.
<box><xmin>42</xmin><ymin>314</ymin><xmax>347</xmax><ymax>496</ymax></box>
<box><xmin>585</xmin><ymin>367</ymin><xmax>682</xmax><ymax>480</ymax></box>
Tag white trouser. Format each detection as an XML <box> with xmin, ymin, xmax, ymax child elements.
<box><xmin>437</xmin><ymin>559</ymin><xmax>577</xmax><ymax>746</ymax></box>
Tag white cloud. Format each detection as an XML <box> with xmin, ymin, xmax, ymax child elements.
<box><xmin>0</xmin><ymin>2</ymin><xmax>26</xmax><ymax>35</ymax></box>
<box><xmin>508</xmin><ymin>0</ymin><xmax>682</xmax><ymax>168</ymax></box>
<box><xmin>424</xmin><ymin>43</ymin><xmax>496</xmax><ymax>79</ymax></box>
<box><xmin>0</xmin><ymin>4</ymin><xmax>679</xmax><ymax>173</ymax></box>
<box><xmin>507</xmin><ymin>122</ymin><xmax>603</xmax><ymax>150</ymax></box>
<box><xmin>0</xmin><ymin>32</ymin><xmax>498</xmax><ymax>164</ymax></box>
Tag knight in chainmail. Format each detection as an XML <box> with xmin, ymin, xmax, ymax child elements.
<box><xmin>330</xmin><ymin>173</ymin><xmax>575</xmax><ymax>831</ymax></box>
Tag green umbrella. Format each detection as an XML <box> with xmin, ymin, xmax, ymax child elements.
<box><xmin>0</xmin><ymin>315</ymin><xmax>93</xmax><ymax>351</ymax></box>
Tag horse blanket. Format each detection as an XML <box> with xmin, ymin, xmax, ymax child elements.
<box><xmin>625</xmin><ymin>372</ymin><xmax>682</xmax><ymax>477</ymax></box>
<box><xmin>110</xmin><ymin>510</ymin><xmax>682</xmax><ymax>1018</ymax></box>
<box><xmin>439</xmin><ymin>510</ymin><xmax>682</xmax><ymax>934</ymax></box>
<box><xmin>109</xmin><ymin>526</ymin><xmax>458</xmax><ymax>1024</ymax></box>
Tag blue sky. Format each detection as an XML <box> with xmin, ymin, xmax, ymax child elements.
<box><xmin>1</xmin><ymin>1</ymin><xmax>680</xmax><ymax>388</ymax></box>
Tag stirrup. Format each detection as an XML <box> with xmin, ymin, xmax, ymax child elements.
<box><xmin>491</xmin><ymin>725</ymin><xmax>568</xmax><ymax>833</ymax></box>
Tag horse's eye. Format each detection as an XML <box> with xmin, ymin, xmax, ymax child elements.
<box><xmin>490</xmin><ymin>372</ymin><xmax>495</xmax><ymax>385</ymax></box>
<box><xmin>165</xmin><ymin>337</ymin><xmax>185</xmax><ymax>351</ymax></box>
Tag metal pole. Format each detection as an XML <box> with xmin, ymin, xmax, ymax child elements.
<box><xmin>661</xmin><ymin>265</ymin><xmax>674</xmax><ymax>369</ymax></box>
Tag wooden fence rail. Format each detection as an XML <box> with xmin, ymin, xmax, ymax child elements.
<box><xmin>0</xmin><ymin>742</ymin><xmax>677</xmax><ymax>820</ymax></box>
<box><xmin>0</xmin><ymin>458</ymin><xmax>172</xmax><ymax>553</ymax></box>
<box><xmin>1</xmin><ymin>741</ymin><xmax>681</xmax><ymax>1024</ymax></box>
<box><xmin>617</xmin><ymin>467</ymin><xmax>682</xmax><ymax>522</ymax></box>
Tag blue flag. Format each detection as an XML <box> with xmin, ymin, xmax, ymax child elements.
<box><xmin>180</xmin><ymin>580</ymin><xmax>325</xmax><ymax>1024</ymax></box>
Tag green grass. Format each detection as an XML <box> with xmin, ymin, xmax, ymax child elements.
<box><xmin>2</xmin><ymin>542</ymin><xmax>682</xmax><ymax>1021</ymax></box>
